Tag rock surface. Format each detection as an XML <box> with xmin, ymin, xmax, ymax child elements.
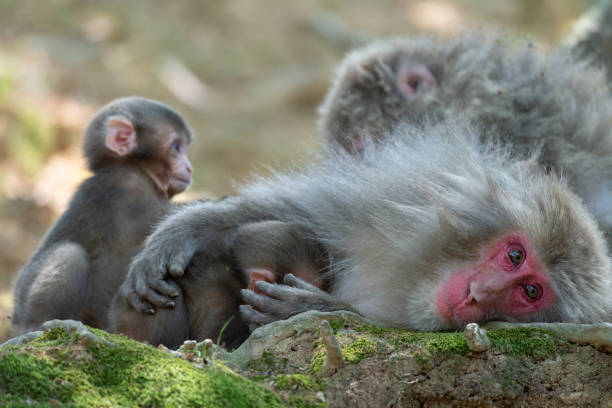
<box><xmin>2</xmin><ymin>313</ymin><xmax>612</xmax><ymax>407</ymax></box>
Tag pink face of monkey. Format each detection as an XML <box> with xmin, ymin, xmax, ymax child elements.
<box><xmin>435</xmin><ymin>232</ymin><xmax>556</xmax><ymax>326</ymax></box>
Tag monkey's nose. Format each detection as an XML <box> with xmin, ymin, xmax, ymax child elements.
<box><xmin>468</xmin><ymin>282</ymin><xmax>483</xmax><ymax>304</ymax></box>
<box><xmin>468</xmin><ymin>279</ymin><xmax>507</xmax><ymax>307</ymax></box>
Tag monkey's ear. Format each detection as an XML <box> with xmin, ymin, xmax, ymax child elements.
<box><xmin>105</xmin><ymin>116</ymin><xmax>137</xmax><ymax>156</ymax></box>
<box><xmin>396</xmin><ymin>62</ymin><xmax>437</xmax><ymax>97</ymax></box>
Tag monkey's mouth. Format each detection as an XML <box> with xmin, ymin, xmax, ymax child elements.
<box><xmin>172</xmin><ymin>176</ymin><xmax>192</xmax><ymax>185</ymax></box>
<box><xmin>170</xmin><ymin>177</ymin><xmax>192</xmax><ymax>190</ymax></box>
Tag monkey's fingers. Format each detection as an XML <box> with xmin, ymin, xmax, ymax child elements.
<box><xmin>140</xmin><ymin>286</ymin><xmax>177</xmax><ymax>309</ymax></box>
<box><xmin>149</xmin><ymin>278</ymin><xmax>180</xmax><ymax>299</ymax></box>
<box><xmin>283</xmin><ymin>274</ymin><xmax>324</xmax><ymax>293</ymax></box>
<box><xmin>163</xmin><ymin>241</ymin><xmax>199</xmax><ymax>278</ymax></box>
<box><xmin>240</xmin><ymin>288</ymin><xmax>283</xmax><ymax>310</ymax></box>
<box><xmin>239</xmin><ymin>304</ymin><xmax>276</xmax><ymax>327</ymax></box>
<box><xmin>166</xmin><ymin>254</ymin><xmax>188</xmax><ymax>278</ymax></box>
<box><xmin>253</xmin><ymin>280</ymin><xmax>306</xmax><ymax>301</ymax></box>
<box><xmin>126</xmin><ymin>292</ymin><xmax>156</xmax><ymax>315</ymax></box>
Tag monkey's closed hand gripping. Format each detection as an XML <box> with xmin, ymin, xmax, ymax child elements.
<box><xmin>123</xmin><ymin>229</ymin><xmax>199</xmax><ymax>314</ymax></box>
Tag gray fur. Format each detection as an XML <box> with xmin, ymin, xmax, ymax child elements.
<box><xmin>318</xmin><ymin>34</ymin><xmax>612</xmax><ymax>240</ymax></box>
<box><xmin>120</xmin><ymin>122</ymin><xmax>612</xmax><ymax>332</ymax></box>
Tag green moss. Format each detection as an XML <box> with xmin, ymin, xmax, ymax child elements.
<box><xmin>421</xmin><ymin>332</ymin><xmax>469</xmax><ymax>355</ymax></box>
<box><xmin>310</xmin><ymin>346</ymin><xmax>325</xmax><ymax>373</ymax></box>
<box><xmin>310</xmin><ymin>334</ymin><xmax>378</xmax><ymax>373</ymax></box>
<box><xmin>275</xmin><ymin>374</ymin><xmax>314</xmax><ymax>391</ymax></box>
<box><xmin>287</xmin><ymin>395</ymin><xmax>326</xmax><ymax>408</ymax></box>
<box><xmin>246</xmin><ymin>351</ymin><xmax>288</xmax><ymax>372</ymax></box>
<box><xmin>0</xmin><ymin>327</ymin><xmax>283</xmax><ymax>408</ymax></box>
<box><xmin>356</xmin><ymin>324</ymin><xmax>561</xmax><ymax>358</ymax></box>
<box><xmin>413</xmin><ymin>351</ymin><xmax>429</xmax><ymax>365</ymax></box>
<box><xmin>357</xmin><ymin>325</ymin><xmax>469</xmax><ymax>356</ymax></box>
<box><xmin>355</xmin><ymin>324</ymin><xmax>393</xmax><ymax>337</ymax></box>
<box><xmin>488</xmin><ymin>328</ymin><xmax>561</xmax><ymax>358</ymax></box>
<box><xmin>327</xmin><ymin>318</ymin><xmax>348</xmax><ymax>334</ymax></box>
<box><xmin>341</xmin><ymin>336</ymin><xmax>377</xmax><ymax>363</ymax></box>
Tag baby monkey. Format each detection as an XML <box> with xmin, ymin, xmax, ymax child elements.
<box><xmin>12</xmin><ymin>97</ymin><xmax>193</xmax><ymax>334</ymax></box>
<box><xmin>115</xmin><ymin>122</ymin><xmax>612</xmax><ymax>343</ymax></box>
<box><xmin>111</xmin><ymin>219</ymin><xmax>327</xmax><ymax>349</ymax></box>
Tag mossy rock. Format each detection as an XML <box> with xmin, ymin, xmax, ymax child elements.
<box><xmin>0</xmin><ymin>325</ymin><xmax>282</xmax><ymax>408</ymax></box>
<box><xmin>3</xmin><ymin>313</ymin><xmax>612</xmax><ymax>408</ymax></box>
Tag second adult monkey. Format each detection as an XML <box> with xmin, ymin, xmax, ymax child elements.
<box><xmin>12</xmin><ymin>97</ymin><xmax>193</xmax><ymax>334</ymax></box>
<box><xmin>318</xmin><ymin>34</ymin><xmax>612</xmax><ymax>239</ymax></box>
<box><xmin>114</xmin><ymin>122</ymin><xmax>612</xmax><ymax>338</ymax></box>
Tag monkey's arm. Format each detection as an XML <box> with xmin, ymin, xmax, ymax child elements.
<box><xmin>120</xmin><ymin>198</ymin><xmax>265</xmax><ymax>313</ymax></box>
<box><xmin>239</xmin><ymin>274</ymin><xmax>355</xmax><ymax>328</ymax></box>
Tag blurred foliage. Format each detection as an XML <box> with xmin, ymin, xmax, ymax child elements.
<box><xmin>8</xmin><ymin>109</ymin><xmax>54</xmax><ymax>175</ymax></box>
<box><xmin>0</xmin><ymin>0</ymin><xmax>593</xmax><ymax>341</ymax></box>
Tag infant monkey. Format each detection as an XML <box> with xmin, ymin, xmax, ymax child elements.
<box><xmin>116</xmin><ymin>122</ymin><xmax>612</xmax><ymax>342</ymax></box>
<box><xmin>111</xmin><ymin>219</ymin><xmax>327</xmax><ymax>349</ymax></box>
<box><xmin>12</xmin><ymin>97</ymin><xmax>193</xmax><ymax>334</ymax></box>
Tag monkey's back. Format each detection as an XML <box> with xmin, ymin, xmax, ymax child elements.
<box><xmin>13</xmin><ymin>165</ymin><xmax>169</xmax><ymax>329</ymax></box>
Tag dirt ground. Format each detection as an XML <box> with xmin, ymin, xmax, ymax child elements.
<box><xmin>0</xmin><ymin>0</ymin><xmax>590</xmax><ymax>342</ymax></box>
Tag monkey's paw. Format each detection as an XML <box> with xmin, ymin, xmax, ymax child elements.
<box><xmin>239</xmin><ymin>273</ymin><xmax>354</xmax><ymax>329</ymax></box>
<box><xmin>122</xmin><ymin>238</ymin><xmax>197</xmax><ymax>314</ymax></box>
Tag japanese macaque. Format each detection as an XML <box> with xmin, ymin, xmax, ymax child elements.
<box><xmin>12</xmin><ymin>97</ymin><xmax>193</xmax><ymax>334</ymax></box>
<box><xmin>112</xmin><ymin>122</ymin><xmax>612</xmax><ymax>340</ymax></box>
<box><xmin>110</xmin><ymin>220</ymin><xmax>327</xmax><ymax>349</ymax></box>
<box><xmin>318</xmin><ymin>34</ymin><xmax>612</xmax><ymax>240</ymax></box>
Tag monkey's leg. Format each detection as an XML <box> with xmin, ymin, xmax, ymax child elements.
<box><xmin>240</xmin><ymin>274</ymin><xmax>355</xmax><ymax>328</ymax></box>
<box><xmin>109</xmin><ymin>279</ymin><xmax>188</xmax><ymax>349</ymax></box>
<box><xmin>16</xmin><ymin>242</ymin><xmax>91</xmax><ymax>334</ymax></box>
<box><xmin>232</xmin><ymin>220</ymin><xmax>329</xmax><ymax>289</ymax></box>
<box><xmin>178</xmin><ymin>256</ymin><xmax>251</xmax><ymax>350</ymax></box>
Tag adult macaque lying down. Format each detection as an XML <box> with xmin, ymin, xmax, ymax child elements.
<box><xmin>318</xmin><ymin>34</ymin><xmax>612</xmax><ymax>242</ymax></box>
<box><xmin>112</xmin><ymin>121</ymin><xmax>612</xmax><ymax>344</ymax></box>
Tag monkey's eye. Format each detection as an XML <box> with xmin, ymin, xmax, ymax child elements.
<box><xmin>172</xmin><ymin>141</ymin><xmax>182</xmax><ymax>153</ymax></box>
<box><xmin>522</xmin><ymin>284</ymin><xmax>541</xmax><ymax>301</ymax></box>
<box><xmin>507</xmin><ymin>248</ymin><xmax>524</xmax><ymax>267</ymax></box>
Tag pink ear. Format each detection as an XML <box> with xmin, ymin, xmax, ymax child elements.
<box><xmin>105</xmin><ymin>116</ymin><xmax>137</xmax><ymax>156</ymax></box>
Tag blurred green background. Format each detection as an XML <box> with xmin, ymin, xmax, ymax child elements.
<box><xmin>0</xmin><ymin>0</ymin><xmax>592</xmax><ymax>341</ymax></box>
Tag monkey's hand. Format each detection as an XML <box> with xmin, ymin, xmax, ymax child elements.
<box><xmin>239</xmin><ymin>273</ymin><xmax>355</xmax><ymax>329</ymax></box>
<box><xmin>122</xmin><ymin>203</ymin><xmax>206</xmax><ymax>314</ymax></box>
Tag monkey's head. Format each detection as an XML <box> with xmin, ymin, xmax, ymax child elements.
<box><xmin>84</xmin><ymin>96</ymin><xmax>194</xmax><ymax>198</ymax></box>
<box><xmin>318</xmin><ymin>34</ymin><xmax>604</xmax><ymax>156</ymax></box>
<box><xmin>417</xmin><ymin>165</ymin><xmax>612</xmax><ymax>331</ymax></box>
<box><xmin>336</xmin><ymin>129</ymin><xmax>612</xmax><ymax>330</ymax></box>
<box><xmin>318</xmin><ymin>35</ymin><xmax>469</xmax><ymax>153</ymax></box>
<box><xmin>432</xmin><ymin>192</ymin><xmax>612</xmax><ymax>330</ymax></box>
